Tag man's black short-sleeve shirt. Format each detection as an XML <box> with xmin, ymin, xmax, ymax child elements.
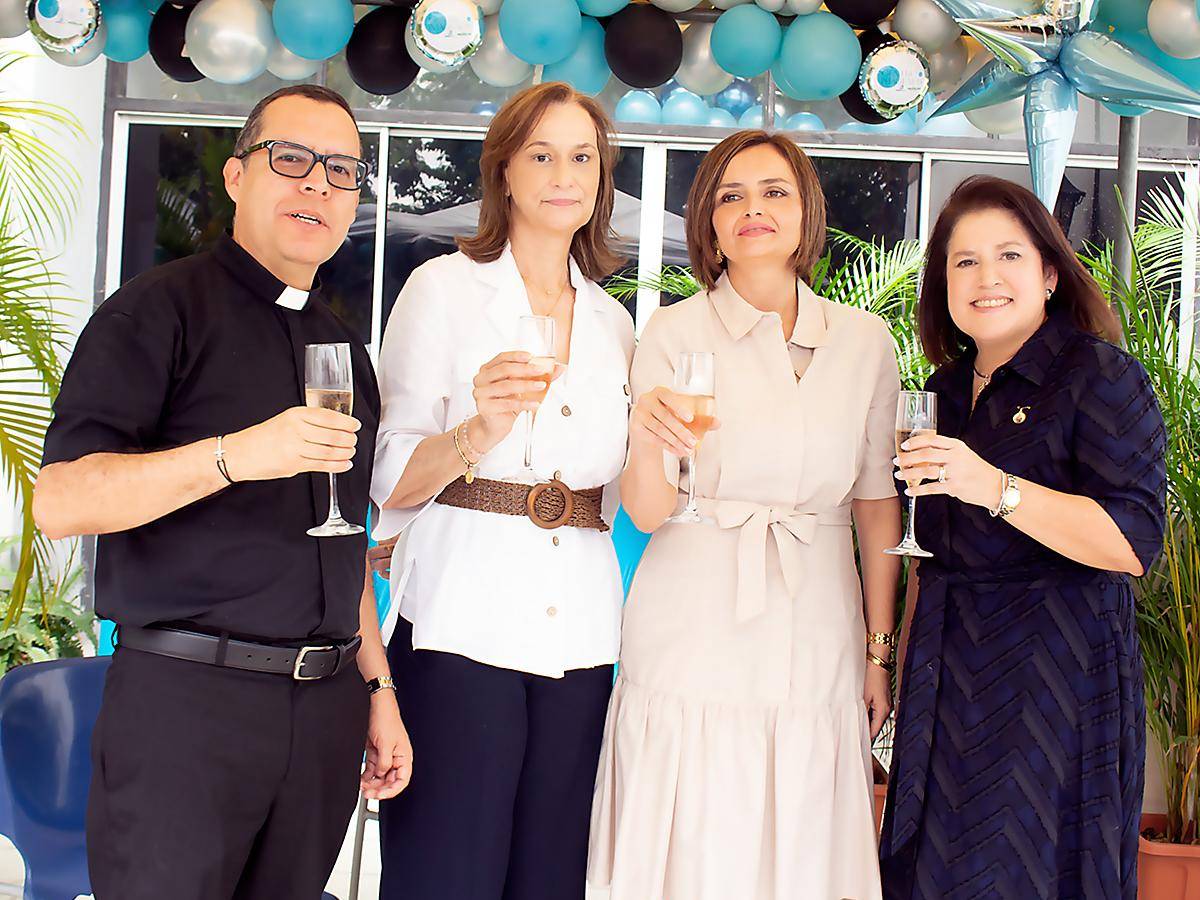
<box><xmin>42</xmin><ymin>233</ymin><xmax>379</xmax><ymax>641</ymax></box>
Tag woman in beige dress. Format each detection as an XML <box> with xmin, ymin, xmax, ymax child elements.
<box><xmin>588</xmin><ymin>130</ymin><xmax>903</xmax><ymax>899</ymax></box>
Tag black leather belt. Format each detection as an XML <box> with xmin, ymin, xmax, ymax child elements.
<box><xmin>116</xmin><ymin>625</ymin><xmax>361</xmax><ymax>681</ymax></box>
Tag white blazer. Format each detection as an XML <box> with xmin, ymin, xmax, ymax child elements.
<box><xmin>371</xmin><ymin>245</ymin><xmax>635</xmax><ymax>677</ymax></box>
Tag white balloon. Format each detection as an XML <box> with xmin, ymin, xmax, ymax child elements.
<box><xmin>185</xmin><ymin>0</ymin><xmax>273</xmax><ymax>85</ymax></box>
<box><xmin>477</xmin><ymin>0</ymin><xmax>502</xmax><ymax>13</ymax></box>
<box><xmin>927</xmin><ymin>35</ymin><xmax>969</xmax><ymax>92</ymax></box>
<box><xmin>268</xmin><ymin>40</ymin><xmax>322</xmax><ymax>80</ymax></box>
<box><xmin>1148</xmin><ymin>0</ymin><xmax>1200</xmax><ymax>59</ymax></box>
<box><xmin>469</xmin><ymin>14</ymin><xmax>532</xmax><ymax>86</ymax></box>
<box><xmin>784</xmin><ymin>0</ymin><xmax>823</xmax><ymax>13</ymax></box>
<box><xmin>964</xmin><ymin>93</ymin><xmax>1024</xmax><ymax>134</ymax></box>
<box><xmin>651</xmin><ymin>0</ymin><xmax>700</xmax><ymax>10</ymax></box>
<box><xmin>675</xmin><ymin>22</ymin><xmax>734</xmax><ymax>95</ymax></box>
<box><xmin>0</xmin><ymin>0</ymin><xmax>27</xmax><ymax>38</ymax></box>
<box><xmin>42</xmin><ymin>19</ymin><xmax>106</xmax><ymax>66</ymax></box>
<box><xmin>756</xmin><ymin>0</ymin><xmax>787</xmax><ymax>11</ymax></box>
<box><xmin>892</xmin><ymin>0</ymin><xmax>961</xmax><ymax>53</ymax></box>
<box><xmin>405</xmin><ymin>22</ymin><xmax>458</xmax><ymax>72</ymax></box>
<box><xmin>710</xmin><ymin>0</ymin><xmax>752</xmax><ymax>8</ymax></box>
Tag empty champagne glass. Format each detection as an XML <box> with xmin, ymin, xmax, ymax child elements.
<box><xmin>885</xmin><ymin>390</ymin><xmax>936</xmax><ymax>558</ymax></box>
<box><xmin>516</xmin><ymin>315</ymin><xmax>556</xmax><ymax>480</ymax></box>
<box><xmin>667</xmin><ymin>351</ymin><xmax>716</xmax><ymax>525</ymax></box>
<box><xmin>305</xmin><ymin>342</ymin><xmax>365</xmax><ymax>538</ymax></box>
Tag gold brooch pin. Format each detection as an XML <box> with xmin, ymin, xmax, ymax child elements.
<box><xmin>1013</xmin><ymin>406</ymin><xmax>1031</xmax><ymax>424</ymax></box>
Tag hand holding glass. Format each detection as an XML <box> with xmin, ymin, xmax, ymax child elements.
<box><xmin>885</xmin><ymin>390</ymin><xmax>936</xmax><ymax>558</ymax></box>
<box><xmin>516</xmin><ymin>316</ymin><xmax>556</xmax><ymax>478</ymax></box>
<box><xmin>668</xmin><ymin>352</ymin><xmax>716</xmax><ymax>525</ymax></box>
<box><xmin>305</xmin><ymin>342</ymin><xmax>364</xmax><ymax>538</ymax></box>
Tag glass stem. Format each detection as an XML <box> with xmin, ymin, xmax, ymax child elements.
<box><xmin>524</xmin><ymin>410</ymin><xmax>536</xmax><ymax>470</ymax></box>
<box><xmin>903</xmin><ymin>494</ymin><xmax>918</xmax><ymax>546</ymax></box>
<box><xmin>327</xmin><ymin>472</ymin><xmax>343</xmax><ymax>522</ymax></box>
<box><xmin>685</xmin><ymin>447</ymin><xmax>699</xmax><ymax>512</ymax></box>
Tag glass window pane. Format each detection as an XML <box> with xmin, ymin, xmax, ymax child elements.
<box><xmin>119</xmin><ymin>124</ymin><xmax>378</xmax><ymax>345</ymax></box>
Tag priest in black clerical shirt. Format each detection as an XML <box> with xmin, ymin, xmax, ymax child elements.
<box><xmin>33</xmin><ymin>84</ymin><xmax>411</xmax><ymax>900</ymax></box>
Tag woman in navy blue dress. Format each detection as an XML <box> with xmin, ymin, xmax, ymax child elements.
<box><xmin>879</xmin><ymin>176</ymin><xmax>1166</xmax><ymax>899</ymax></box>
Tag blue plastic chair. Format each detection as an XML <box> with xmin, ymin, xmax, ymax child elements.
<box><xmin>0</xmin><ymin>656</ymin><xmax>109</xmax><ymax>900</ymax></box>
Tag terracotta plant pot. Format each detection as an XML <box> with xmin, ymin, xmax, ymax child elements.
<box><xmin>1139</xmin><ymin>814</ymin><xmax>1200</xmax><ymax>899</ymax></box>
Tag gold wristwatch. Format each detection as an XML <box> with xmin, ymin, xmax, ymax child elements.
<box><xmin>991</xmin><ymin>472</ymin><xmax>1022</xmax><ymax>519</ymax></box>
<box><xmin>366</xmin><ymin>675</ymin><xmax>396</xmax><ymax>695</ymax></box>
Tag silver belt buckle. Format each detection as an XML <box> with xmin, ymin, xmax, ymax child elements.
<box><xmin>292</xmin><ymin>644</ymin><xmax>334</xmax><ymax>681</ymax></box>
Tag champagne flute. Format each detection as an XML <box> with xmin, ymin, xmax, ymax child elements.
<box><xmin>516</xmin><ymin>315</ymin><xmax>556</xmax><ymax>479</ymax></box>
<box><xmin>885</xmin><ymin>390</ymin><xmax>936</xmax><ymax>558</ymax></box>
<box><xmin>667</xmin><ymin>351</ymin><xmax>716</xmax><ymax>525</ymax></box>
<box><xmin>305</xmin><ymin>342</ymin><xmax>365</xmax><ymax>538</ymax></box>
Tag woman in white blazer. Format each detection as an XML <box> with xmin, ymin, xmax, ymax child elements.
<box><xmin>370</xmin><ymin>82</ymin><xmax>634</xmax><ymax>900</ymax></box>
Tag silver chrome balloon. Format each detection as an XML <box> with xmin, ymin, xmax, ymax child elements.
<box><xmin>675</xmin><ymin>22</ymin><xmax>734</xmax><ymax>96</ymax></box>
<box><xmin>185</xmin><ymin>0</ymin><xmax>273</xmax><ymax>85</ymax></box>
<box><xmin>28</xmin><ymin>0</ymin><xmax>101</xmax><ymax>54</ymax></box>
<box><xmin>926</xmin><ymin>35</ymin><xmax>969</xmax><ymax>91</ymax></box>
<box><xmin>893</xmin><ymin>0</ymin><xmax>961</xmax><ymax>53</ymax></box>
<box><xmin>468</xmin><ymin>14</ymin><xmax>532</xmax><ymax>86</ymax></box>
<box><xmin>409</xmin><ymin>0</ymin><xmax>483</xmax><ymax>68</ymax></box>
<box><xmin>0</xmin><ymin>0</ymin><xmax>28</xmax><ymax>37</ymax></box>
<box><xmin>268</xmin><ymin>39</ymin><xmax>322</xmax><ymax>80</ymax></box>
<box><xmin>1147</xmin><ymin>0</ymin><xmax>1200</xmax><ymax>60</ymax></box>
<box><xmin>405</xmin><ymin>21</ymin><xmax>456</xmax><ymax>72</ymax></box>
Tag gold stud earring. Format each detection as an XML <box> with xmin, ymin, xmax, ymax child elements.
<box><xmin>715</xmin><ymin>245</ymin><xmax>725</xmax><ymax>264</ymax></box>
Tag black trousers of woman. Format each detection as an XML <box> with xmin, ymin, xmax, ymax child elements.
<box><xmin>379</xmin><ymin>616</ymin><xmax>613</xmax><ymax>900</ymax></box>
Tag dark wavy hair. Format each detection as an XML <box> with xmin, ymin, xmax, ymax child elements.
<box><xmin>919</xmin><ymin>175</ymin><xmax>1121</xmax><ymax>366</ymax></box>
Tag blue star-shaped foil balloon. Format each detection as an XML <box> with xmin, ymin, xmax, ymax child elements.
<box><xmin>931</xmin><ymin>0</ymin><xmax>1200</xmax><ymax>206</ymax></box>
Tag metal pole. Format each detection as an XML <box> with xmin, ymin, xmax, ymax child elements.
<box><xmin>1115</xmin><ymin>114</ymin><xmax>1141</xmax><ymax>289</ymax></box>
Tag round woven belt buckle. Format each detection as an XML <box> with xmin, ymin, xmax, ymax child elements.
<box><xmin>526</xmin><ymin>479</ymin><xmax>573</xmax><ymax>530</ymax></box>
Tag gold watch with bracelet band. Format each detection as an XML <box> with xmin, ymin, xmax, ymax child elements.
<box><xmin>990</xmin><ymin>470</ymin><xmax>1022</xmax><ymax>519</ymax></box>
<box><xmin>366</xmin><ymin>675</ymin><xmax>395</xmax><ymax>695</ymax></box>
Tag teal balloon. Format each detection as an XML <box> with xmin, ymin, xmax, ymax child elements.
<box><xmin>771</xmin><ymin>59</ymin><xmax>806</xmax><ymax>99</ymax></box>
<box><xmin>710</xmin><ymin>5</ymin><xmax>783</xmax><ymax>78</ymax></box>
<box><xmin>708</xmin><ymin>106</ymin><xmax>738</xmax><ymax>126</ymax></box>
<box><xmin>499</xmin><ymin>0</ymin><xmax>582</xmax><ymax>64</ymax></box>
<box><xmin>141</xmin><ymin>0</ymin><xmax>163</xmax><ymax>10</ymax></box>
<box><xmin>102</xmin><ymin>0</ymin><xmax>151</xmax><ymax>62</ymax></box>
<box><xmin>1094</xmin><ymin>0</ymin><xmax>1150</xmax><ymax>33</ymax></box>
<box><xmin>784</xmin><ymin>111</ymin><xmax>825</xmax><ymax>130</ymax></box>
<box><xmin>1103</xmin><ymin>99</ymin><xmax>1150</xmax><ymax>114</ymax></box>
<box><xmin>577</xmin><ymin>0</ymin><xmax>629</xmax><ymax>14</ymax></box>
<box><xmin>778</xmin><ymin>12</ymin><xmax>862</xmax><ymax>100</ymax></box>
<box><xmin>543</xmin><ymin>16</ymin><xmax>610</xmax><ymax>94</ymax></box>
<box><xmin>739</xmin><ymin>103</ymin><xmax>765</xmax><ymax>126</ymax></box>
<box><xmin>615</xmin><ymin>89</ymin><xmax>662</xmax><ymax>123</ymax></box>
<box><xmin>273</xmin><ymin>0</ymin><xmax>354</xmax><ymax>60</ymax></box>
<box><xmin>611</xmin><ymin>506</ymin><xmax>650</xmax><ymax>597</ymax></box>
<box><xmin>662</xmin><ymin>89</ymin><xmax>711</xmax><ymax>125</ymax></box>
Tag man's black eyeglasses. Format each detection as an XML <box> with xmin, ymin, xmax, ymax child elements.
<box><xmin>236</xmin><ymin>140</ymin><xmax>367</xmax><ymax>192</ymax></box>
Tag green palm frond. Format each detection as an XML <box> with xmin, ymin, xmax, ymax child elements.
<box><xmin>0</xmin><ymin>52</ymin><xmax>80</xmax><ymax>626</ymax></box>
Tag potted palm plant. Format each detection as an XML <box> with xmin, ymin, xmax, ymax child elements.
<box><xmin>1082</xmin><ymin>179</ymin><xmax>1200</xmax><ymax>896</ymax></box>
<box><xmin>0</xmin><ymin>50</ymin><xmax>80</xmax><ymax>626</ymax></box>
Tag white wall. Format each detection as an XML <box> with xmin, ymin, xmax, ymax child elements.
<box><xmin>0</xmin><ymin>32</ymin><xmax>107</xmax><ymax>537</ymax></box>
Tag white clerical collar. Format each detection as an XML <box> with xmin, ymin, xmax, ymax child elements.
<box><xmin>275</xmin><ymin>285</ymin><xmax>310</xmax><ymax>310</ymax></box>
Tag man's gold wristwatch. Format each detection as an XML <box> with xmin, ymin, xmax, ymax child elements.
<box><xmin>366</xmin><ymin>675</ymin><xmax>396</xmax><ymax>695</ymax></box>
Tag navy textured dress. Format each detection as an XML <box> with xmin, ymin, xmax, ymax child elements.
<box><xmin>879</xmin><ymin>312</ymin><xmax>1166</xmax><ymax>899</ymax></box>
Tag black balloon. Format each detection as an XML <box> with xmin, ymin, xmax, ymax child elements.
<box><xmin>345</xmin><ymin>6</ymin><xmax>420</xmax><ymax>96</ymax></box>
<box><xmin>148</xmin><ymin>3</ymin><xmax>203</xmax><ymax>83</ymax></box>
<box><xmin>839</xmin><ymin>28</ymin><xmax>891</xmax><ymax>123</ymax></box>
<box><xmin>604</xmin><ymin>6</ymin><xmax>682</xmax><ymax>89</ymax></box>
<box><xmin>825</xmin><ymin>0</ymin><xmax>899</xmax><ymax>28</ymax></box>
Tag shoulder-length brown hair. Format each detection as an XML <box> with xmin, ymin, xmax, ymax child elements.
<box><xmin>920</xmin><ymin>174</ymin><xmax>1121</xmax><ymax>366</ymax></box>
<box><xmin>684</xmin><ymin>130</ymin><xmax>826</xmax><ymax>291</ymax></box>
<box><xmin>457</xmin><ymin>81</ymin><xmax>622</xmax><ymax>281</ymax></box>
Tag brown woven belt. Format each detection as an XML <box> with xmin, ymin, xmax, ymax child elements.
<box><xmin>435</xmin><ymin>476</ymin><xmax>609</xmax><ymax>532</ymax></box>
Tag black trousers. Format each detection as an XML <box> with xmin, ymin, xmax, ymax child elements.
<box><xmin>379</xmin><ymin>617</ymin><xmax>613</xmax><ymax>900</ymax></box>
<box><xmin>87</xmin><ymin>645</ymin><xmax>368</xmax><ymax>900</ymax></box>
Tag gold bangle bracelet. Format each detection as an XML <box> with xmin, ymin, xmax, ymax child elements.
<box><xmin>866</xmin><ymin>631</ymin><xmax>896</xmax><ymax>647</ymax></box>
<box><xmin>867</xmin><ymin>651</ymin><xmax>895</xmax><ymax>672</ymax></box>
